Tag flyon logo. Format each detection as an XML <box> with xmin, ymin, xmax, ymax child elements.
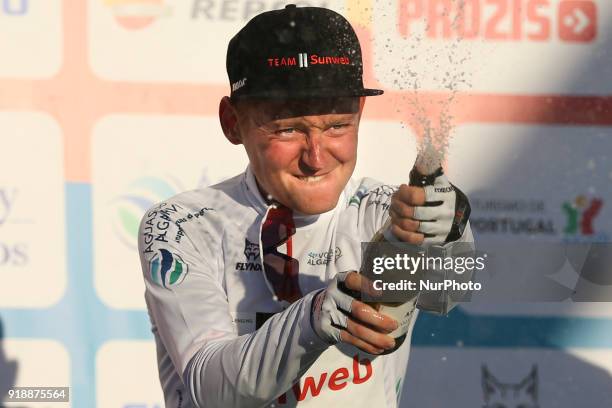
<box><xmin>398</xmin><ymin>0</ymin><xmax>598</xmax><ymax>43</ymax></box>
<box><xmin>276</xmin><ymin>354</ymin><xmax>373</xmax><ymax>404</ymax></box>
<box><xmin>562</xmin><ymin>195</ymin><xmax>603</xmax><ymax>235</ymax></box>
<box><xmin>235</xmin><ymin>239</ymin><xmax>262</xmax><ymax>271</ymax></box>
<box><xmin>268</xmin><ymin>53</ymin><xmax>351</xmax><ymax>68</ymax></box>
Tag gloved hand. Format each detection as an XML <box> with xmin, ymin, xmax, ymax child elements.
<box><xmin>310</xmin><ymin>271</ymin><xmax>398</xmax><ymax>355</ymax></box>
<box><xmin>389</xmin><ymin>168</ymin><xmax>470</xmax><ymax>246</ymax></box>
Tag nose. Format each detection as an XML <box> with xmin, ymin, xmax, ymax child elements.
<box><xmin>300</xmin><ymin>131</ymin><xmax>325</xmax><ymax>173</ymax></box>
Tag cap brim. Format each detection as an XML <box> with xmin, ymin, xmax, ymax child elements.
<box><xmin>232</xmin><ymin>87</ymin><xmax>384</xmax><ymax>100</ymax></box>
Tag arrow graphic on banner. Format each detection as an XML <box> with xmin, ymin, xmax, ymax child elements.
<box><xmin>564</xmin><ymin>9</ymin><xmax>590</xmax><ymax>34</ymax></box>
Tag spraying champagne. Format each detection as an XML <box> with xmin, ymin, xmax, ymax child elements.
<box><xmin>359</xmin><ymin>152</ymin><xmax>471</xmax><ymax>354</ymax></box>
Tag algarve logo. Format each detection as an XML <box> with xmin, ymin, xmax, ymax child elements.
<box><xmin>149</xmin><ymin>248</ymin><xmax>188</xmax><ymax>288</ymax></box>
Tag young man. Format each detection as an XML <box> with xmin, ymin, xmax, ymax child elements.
<box><xmin>138</xmin><ymin>5</ymin><xmax>473</xmax><ymax>407</ymax></box>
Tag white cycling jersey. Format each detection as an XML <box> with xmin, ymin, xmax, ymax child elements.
<box><xmin>138</xmin><ymin>166</ymin><xmax>472</xmax><ymax>408</ymax></box>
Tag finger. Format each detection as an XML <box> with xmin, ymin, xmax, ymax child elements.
<box><xmin>417</xmin><ymin>220</ymin><xmax>449</xmax><ymax>236</ymax></box>
<box><xmin>350</xmin><ymin>300</ymin><xmax>398</xmax><ymax>334</ymax></box>
<box><xmin>390</xmin><ymin>224</ymin><xmax>424</xmax><ymax>245</ymax></box>
<box><xmin>344</xmin><ymin>272</ymin><xmax>383</xmax><ymax>298</ymax></box>
<box><xmin>346</xmin><ymin>316</ymin><xmax>396</xmax><ymax>350</ymax></box>
<box><xmin>395</xmin><ymin>184</ymin><xmax>426</xmax><ymax>206</ymax></box>
<box><xmin>413</xmin><ymin>205</ymin><xmax>454</xmax><ymax>222</ymax></box>
<box><xmin>389</xmin><ymin>210</ymin><xmax>420</xmax><ymax>232</ymax></box>
<box><xmin>390</xmin><ymin>198</ymin><xmax>415</xmax><ymax>218</ymax></box>
<box><xmin>339</xmin><ymin>330</ymin><xmax>384</xmax><ymax>355</ymax></box>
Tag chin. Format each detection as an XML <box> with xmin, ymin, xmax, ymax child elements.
<box><xmin>294</xmin><ymin>201</ymin><xmax>337</xmax><ymax>215</ymax></box>
<box><xmin>290</xmin><ymin>191</ymin><xmax>340</xmax><ymax>215</ymax></box>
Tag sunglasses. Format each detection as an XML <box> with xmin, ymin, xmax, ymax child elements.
<box><xmin>260</xmin><ymin>205</ymin><xmax>302</xmax><ymax>303</ymax></box>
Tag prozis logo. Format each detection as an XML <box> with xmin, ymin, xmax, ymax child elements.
<box><xmin>562</xmin><ymin>195</ymin><xmax>602</xmax><ymax>235</ymax></box>
<box><xmin>558</xmin><ymin>0</ymin><xmax>597</xmax><ymax>42</ymax></box>
<box><xmin>398</xmin><ymin>0</ymin><xmax>598</xmax><ymax>43</ymax></box>
<box><xmin>102</xmin><ymin>0</ymin><xmax>172</xmax><ymax>30</ymax></box>
<box><xmin>276</xmin><ymin>354</ymin><xmax>373</xmax><ymax>404</ymax></box>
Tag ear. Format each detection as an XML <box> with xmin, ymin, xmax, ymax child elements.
<box><xmin>219</xmin><ymin>96</ymin><xmax>242</xmax><ymax>145</ymax></box>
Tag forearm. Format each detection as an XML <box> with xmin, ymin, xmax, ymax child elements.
<box><xmin>185</xmin><ymin>291</ymin><xmax>328</xmax><ymax>408</ymax></box>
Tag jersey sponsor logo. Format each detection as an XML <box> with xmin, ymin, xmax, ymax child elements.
<box><xmin>348</xmin><ymin>186</ymin><xmax>369</xmax><ymax>208</ymax></box>
<box><xmin>366</xmin><ymin>185</ymin><xmax>396</xmax><ymax>210</ymax></box>
<box><xmin>142</xmin><ymin>202</ymin><xmax>184</xmax><ymax>254</ymax></box>
<box><xmin>307</xmin><ymin>247</ymin><xmax>342</xmax><ymax>266</ymax></box>
<box><xmin>276</xmin><ymin>354</ymin><xmax>374</xmax><ymax>404</ymax></box>
<box><xmin>235</xmin><ymin>239</ymin><xmax>262</xmax><ymax>271</ymax></box>
<box><xmin>149</xmin><ymin>248</ymin><xmax>188</xmax><ymax>288</ymax></box>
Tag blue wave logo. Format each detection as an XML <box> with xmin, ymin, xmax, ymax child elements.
<box><xmin>149</xmin><ymin>248</ymin><xmax>188</xmax><ymax>288</ymax></box>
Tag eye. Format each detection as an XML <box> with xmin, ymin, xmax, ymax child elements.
<box><xmin>330</xmin><ymin>123</ymin><xmax>348</xmax><ymax>130</ymax></box>
<box><xmin>275</xmin><ymin>127</ymin><xmax>296</xmax><ymax>136</ymax></box>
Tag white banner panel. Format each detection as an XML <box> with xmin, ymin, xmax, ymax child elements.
<box><xmin>401</xmin><ymin>347</ymin><xmax>612</xmax><ymax>407</ymax></box>
<box><xmin>0</xmin><ymin>112</ymin><xmax>66</xmax><ymax>308</ymax></box>
<box><xmin>88</xmin><ymin>0</ymin><xmax>345</xmax><ymax>83</ymax></box>
<box><xmin>92</xmin><ymin>114</ymin><xmax>249</xmax><ymax>309</ymax></box>
<box><xmin>0</xmin><ymin>0</ymin><xmax>62</xmax><ymax>78</ymax></box>
<box><xmin>372</xmin><ymin>0</ymin><xmax>612</xmax><ymax>95</ymax></box>
<box><xmin>96</xmin><ymin>341</ymin><xmax>164</xmax><ymax>408</ymax></box>
<box><xmin>0</xmin><ymin>339</ymin><xmax>71</xmax><ymax>407</ymax></box>
<box><xmin>447</xmin><ymin>123</ymin><xmax>612</xmax><ymax>318</ymax></box>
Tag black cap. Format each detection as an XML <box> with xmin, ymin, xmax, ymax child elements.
<box><xmin>226</xmin><ymin>4</ymin><xmax>383</xmax><ymax>100</ymax></box>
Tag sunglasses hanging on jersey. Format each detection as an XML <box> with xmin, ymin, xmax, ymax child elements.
<box><xmin>259</xmin><ymin>204</ymin><xmax>303</xmax><ymax>303</ymax></box>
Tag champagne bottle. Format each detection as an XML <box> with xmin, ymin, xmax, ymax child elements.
<box><xmin>359</xmin><ymin>165</ymin><xmax>444</xmax><ymax>354</ymax></box>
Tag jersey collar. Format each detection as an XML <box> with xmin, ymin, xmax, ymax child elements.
<box><xmin>242</xmin><ymin>165</ymin><xmax>345</xmax><ymax>228</ymax></box>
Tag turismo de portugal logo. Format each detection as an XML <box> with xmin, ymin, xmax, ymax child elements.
<box><xmin>149</xmin><ymin>248</ymin><xmax>188</xmax><ymax>288</ymax></box>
